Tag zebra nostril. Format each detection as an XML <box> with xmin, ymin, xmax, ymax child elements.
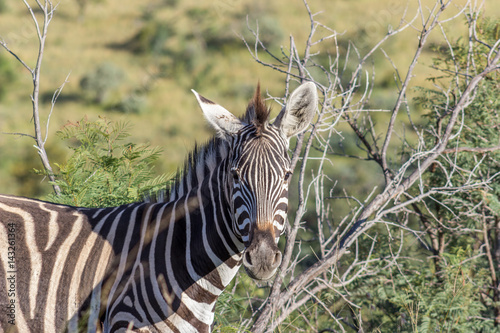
<box><xmin>272</xmin><ymin>251</ymin><xmax>282</xmax><ymax>267</ymax></box>
<box><xmin>244</xmin><ymin>251</ymin><xmax>253</xmax><ymax>266</ymax></box>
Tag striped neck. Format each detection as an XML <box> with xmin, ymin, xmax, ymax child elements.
<box><xmin>170</xmin><ymin>136</ymin><xmax>246</xmax><ymax>261</ymax></box>
<box><xmin>158</xmin><ymin>137</ymin><xmax>244</xmax><ymax>329</ymax></box>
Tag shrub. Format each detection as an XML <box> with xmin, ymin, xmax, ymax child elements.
<box><xmin>122</xmin><ymin>21</ymin><xmax>174</xmax><ymax>55</ymax></box>
<box><xmin>79</xmin><ymin>62</ymin><xmax>125</xmax><ymax>104</ymax></box>
<box><xmin>44</xmin><ymin>117</ymin><xmax>170</xmax><ymax>207</ymax></box>
<box><xmin>115</xmin><ymin>93</ymin><xmax>148</xmax><ymax>114</ymax></box>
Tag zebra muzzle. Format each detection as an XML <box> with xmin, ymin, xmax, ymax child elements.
<box><xmin>242</xmin><ymin>228</ymin><xmax>282</xmax><ymax>281</ymax></box>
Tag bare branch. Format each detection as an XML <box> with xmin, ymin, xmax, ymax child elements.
<box><xmin>2</xmin><ymin>0</ymin><xmax>61</xmax><ymax>195</ymax></box>
<box><xmin>247</xmin><ymin>0</ymin><xmax>500</xmax><ymax>331</ymax></box>
<box><xmin>0</xmin><ymin>40</ymin><xmax>33</xmax><ymax>73</ymax></box>
<box><xmin>380</xmin><ymin>1</ymin><xmax>452</xmax><ymax>185</ymax></box>
<box><xmin>2</xmin><ymin>132</ymin><xmax>36</xmax><ymax>140</ymax></box>
<box><xmin>44</xmin><ymin>72</ymin><xmax>71</xmax><ymax>145</ymax></box>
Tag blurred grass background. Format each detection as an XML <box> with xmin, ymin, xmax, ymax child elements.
<box><xmin>0</xmin><ymin>0</ymin><xmax>497</xmax><ymax>198</ymax></box>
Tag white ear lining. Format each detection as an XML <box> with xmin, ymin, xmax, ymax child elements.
<box><xmin>192</xmin><ymin>89</ymin><xmax>246</xmax><ymax>136</ymax></box>
<box><xmin>274</xmin><ymin>82</ymin><xmax>318</xmax><ymax>138</ymax></box>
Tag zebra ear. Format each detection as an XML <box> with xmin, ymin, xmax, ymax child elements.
<box><xmin>192</xmin><ymin>89</ymin><xmax>246</xmax><ymax>136</ymax></box>
<box><xmin>274</xmin><ymin>82</ymin><xmax>317</xmax><ymax>138</ymax></box>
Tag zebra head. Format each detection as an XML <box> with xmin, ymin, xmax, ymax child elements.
<box><xmin>192</xmin><ymin>82</ymin><xmax>317</xmax><ymax>280</ymax></box>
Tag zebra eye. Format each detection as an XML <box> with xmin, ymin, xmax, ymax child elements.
<box><xmin>284</xmin><ymin>171</ymin><xmax>292</xmax><ymax>182</ymax></box>
<box><xmin>231</xmin><ymin>168</ymin><xmax>239</xmax><ymax>181</ymax></box>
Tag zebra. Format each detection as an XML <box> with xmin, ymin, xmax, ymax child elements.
<box><xmin>0</xmin><ymin>82</ymin><xmax>317</xmax><ymax>332</ymax></box>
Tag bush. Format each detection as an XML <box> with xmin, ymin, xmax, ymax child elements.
<box><xmin>121</xmin><ymin>21</ymin><xmax>174</xmax><ymax>55</ymax></box>
<box><xmin>115</xmin><ymin>93</ymin><xmax>148</xmax><ymax>114</ymax></box>
<box><xmin>79</xmin><ymin>62</ymin><xmax>125</xmax><ymax>104</ymax></box>
<box><xmin>44</xmin><ymin>117</ymin><xmax>170</xmax><ymax>207</ymax></box>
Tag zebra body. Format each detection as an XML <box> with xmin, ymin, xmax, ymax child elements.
<box><xmin>0</xmin><ymin>83</ymin><xmax>317</xmax><ymax>332</ymax></box>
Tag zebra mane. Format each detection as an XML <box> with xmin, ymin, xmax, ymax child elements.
<box><xmin>147</xmin><ymin>136</ymin><xmax>228</xmax><ymax>203</ymax></box>
<box><xmin>242</xmin><ymin>83</ymin><xmax>271</xmax><ymax>136</ymax></box>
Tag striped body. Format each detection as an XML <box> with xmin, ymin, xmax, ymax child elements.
<box><xmin>0</xmin><ymin>83</ymin><xmax>317</xmax><ymax>332</ymax></box>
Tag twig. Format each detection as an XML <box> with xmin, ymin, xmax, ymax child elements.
<box><xmin>442</xmin><ymin>144</ymin><xmax>500</xmax><ymax>154</ymax></box>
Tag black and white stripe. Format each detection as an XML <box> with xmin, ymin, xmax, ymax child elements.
<box><xmin>0</xmin><ymin>83</ymin><xmax>317</xmax><ymax>332</ymax></box>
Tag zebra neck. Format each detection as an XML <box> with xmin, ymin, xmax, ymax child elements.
<box><xmin>177</xmin><ymin>157</ymin><xmax>244</xmax><ymax>285</ymax></box>
<box><xmin>159</xmin><ymin>138</ymin><xmax>244</xmax><ymax>295</ymax></box>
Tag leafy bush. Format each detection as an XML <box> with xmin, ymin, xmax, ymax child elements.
<box><xmin>115</xmin><ymin>93</ymin><xmax>148</xmax><ymax>114</ymax></box>
<box><xmin>121</xmin><ymin>21</ymin><xmax>174</xmax><ymax>55</ymax></box>
<box><xmin>79</xmin><ymin>62</ymin><xmax>125</xmax><ymax>104</ymax></box>
<box><xmin>45</xmin><ymin>117</ymin><xmax>170</xmax><ymax>207</ymax></box>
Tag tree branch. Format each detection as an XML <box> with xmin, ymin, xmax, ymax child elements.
<box><xmin>3</xmin><ymin>0</ymin><xmax>61</xmax><ymax>195</ymax></box>
<box><xmin>248</xmin><ymin>1</ymin><xmax>500</xmax><ymax>330</ymax></box>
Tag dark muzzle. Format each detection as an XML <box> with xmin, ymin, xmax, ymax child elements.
<box><xmin>242</xmin><ymin>228</ymin><xmax>282</xmax><ymax>281</ymax></box>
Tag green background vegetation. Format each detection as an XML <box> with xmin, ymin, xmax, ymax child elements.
<box><xmin>1</xmin><ymin>0</ymin><xmax>498</xmax><ymax>197</ymax></box>
<box><xmin>1</xmin><ymin>0</ymin><xmax>499</xmax><ymax>332</ymax></box>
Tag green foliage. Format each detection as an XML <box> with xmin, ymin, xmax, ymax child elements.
<box><xmin>44</xmin><ymin>117</ymin><xmax>170</xmax><ymax>207</ymax></box>
<box><xmin>115</xmin><ymin>4</ymin><xmax>284</xmax><ymax>91</ymax></box>
<box><xmin>80</xmin><ymin>62</ymin><xmax>125</xmax><ymax>104</ymax></box>
<box><xmin>213</xmin><ymin>274</ymin><xmax>269</xmax><ymax>332</ymax></box>
<box><xmin>2</xmin><ymin>1</ymin><xmax>499</xmax><ymax>330</ymax></box>
<box><xmin>115</xmin><ymin>93</ymin><xmax>148</xmax><ymax>114</ymax></box>
<box><xmin>214</xmin><ymin>289</ymin><xmax>252</xmax><ymax>332</ymax></box>
<box><xmin>416</xmin><ymin>79</ymin><xmax>500</xmax><ymax>229</ymax></box>
<box><xmin>122</xmin><ymin>20</ymin><xmax>175</xmax><ymax>55</ymax></box>
<box><xmin>415</xmin><ymin>16</ymin><xmax>500</xmax><ymax>229</ymax></box>
<box><xmin>415</xmin><ymin>250</ymin><xmax>491</xmax><ymax>332</ymax></box>
<box><xmin>355</xmin><ymin>247</ymin><xmax>493</xmax><ymax>332</ymax></box>
<box><xmin>185</xmin><ymin>8</ymin><xmax>247</xmax><ymax>51</ymax></box>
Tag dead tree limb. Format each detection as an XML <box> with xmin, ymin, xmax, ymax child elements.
<box><xmin>0</xmin><ymin>0</ymin><xmax>62</xmax><ymax>195</ymax></box>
